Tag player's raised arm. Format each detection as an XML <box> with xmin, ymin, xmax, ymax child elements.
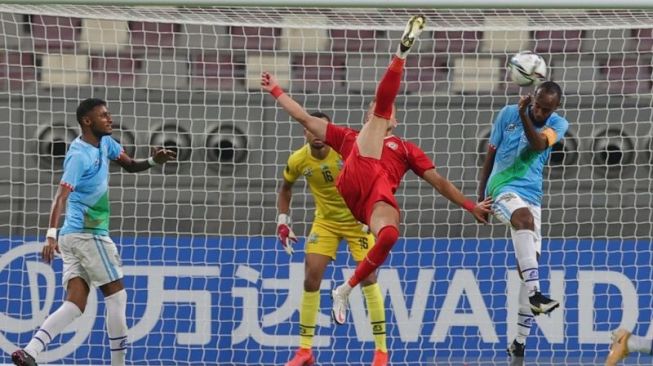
<box><xmin>518</xmin><ymin>95</ymin><xmax>548</xmax><ymax>151</ymax></box>
<box><xmin>114</xmin><ymin>146</ymin><xmax>176</xmax><ymax>173</ymax></box>
<box><xmin>90</xmin><ymin>105</ymin><xmax>175</xmax><ymax>173</ymax></box>
<box><xmin>261</xmin><ymin>72</ymin><xmax>328</xmax><ymax>140</ymax></box>
<box><xmin>421</xmin><ymin>168</ymin><xmax>492</xmax><ymax>224</ymax></box>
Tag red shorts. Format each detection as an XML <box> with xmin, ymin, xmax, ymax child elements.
<box><xmin>336</xmin><ymin>145</ymin><xmax>399</xmax><ymax>224</ymax></box>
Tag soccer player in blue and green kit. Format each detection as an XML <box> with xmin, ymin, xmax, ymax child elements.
<box><xmin>477</xmin><ymin>81</ymin><xmax>568</xmax><ymax>365</ymax></box>
<box><xmin>12</xmin><ymin>98</ymin><xmax>176</xmax><ymax>366</ymax></box>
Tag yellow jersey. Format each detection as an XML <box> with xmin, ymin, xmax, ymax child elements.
<box><xmin>283</xmin><ymin>144</ymin><xmax>355</xmax><ymax>223</ymax></box>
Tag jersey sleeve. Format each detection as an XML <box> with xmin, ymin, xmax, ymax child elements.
<box><xmin>104</xmin><ymin>136</ymin><xmax>124</xmax><ymax>160</ymax></box>
<box><xmin>325</xmin><ymin>123</ymin><xmax>348</xmax><ymax>153</ymax></box>
<box><xmin>406</xmin><ymin>141</ymin><xmax>435</xmax><ymax>177</ymax></box>
<box><xmin>282</xmin><ymin>150</ymin><xmax>302</xmax><ymax>184</ymax></box>
<box><xmin>542</xmin><ymin>115</ymin><xmax>569</xmax><ymax>146</ymax></box>
<box><xmin>60</xmin><ymin>152</ymin><xmax>89</xmax><ymax>191</ymax></box>
<box><xmin>488</xmin><ymin>106</ymin><xmax>509</xmax><ymax>150</ymax></box>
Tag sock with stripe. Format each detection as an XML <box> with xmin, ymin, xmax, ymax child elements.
<box><xmin>362</xmin><ymin>283</ymin><xmax>387</xmax><ymax>352</ymax></box>
<box><xmin>515</xmin><ymin>281</ymin><xmax>534</xmax><ymax>344</ymax></box>
<box><xmin>298</xmin><ymin>290</ymin><xmax>320</xmax><ymax>349</ymax></box>
<box><xmin>105</xmin><ymin>289</ymin><xmax>128</xmax><ymax>366</ymax></box>
<box><xmin>513</xmin><ymin>229</ymin><xmax>540</xmax><ymax>296</ymax></box>
<box><xmin>25</xmin><ymin>301</ymin><xmax>82</xmax><ymax>358</ymax></box>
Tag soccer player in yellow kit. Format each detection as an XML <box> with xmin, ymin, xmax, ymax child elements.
<box><xmin>277</xmin><ymin>112</ymin><xmax>388</xmax><ymax>366</ymax></box>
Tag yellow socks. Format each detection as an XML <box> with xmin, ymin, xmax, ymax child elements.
<box><xmin>299</xmin><ymin>290</ymin><xmax>320</xmax><ymax>349</ymax></box>
<box><xmin>363</xmin><ymin>283</ymin><xmax>387</xmax><ymax>352</ymax></box>
<box><xmin>299</xmin><ymin>285</ymin><xmax>386</xmax><ymax>352</ymax></box>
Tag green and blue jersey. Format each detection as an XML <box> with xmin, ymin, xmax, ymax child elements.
<box><xmin>485</xmin><ymin>104</ymin><xmax>569</xmax><ymax>206</ymax></box>
<box><xmin>59</xmin><ymin>136</ymin><xmax>123</xmax><ymax>236</ymax></box>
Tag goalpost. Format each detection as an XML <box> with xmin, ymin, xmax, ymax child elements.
<box><xmin>0</xmin><ymin>1</ymin><xmax>652</xmax><ymax>364</ymax></box>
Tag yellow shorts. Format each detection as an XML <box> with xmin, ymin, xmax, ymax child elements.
<box><xmin>305</xmin><ymin>218</ymin><xmax>375</xmax><ymax>261</ymax></box>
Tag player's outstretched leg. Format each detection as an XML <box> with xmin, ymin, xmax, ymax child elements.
<box><xmin>374</xmin><ymin>15</ymin><xmax>425</xmax><ymax>121</ymax></box>
<box><xmin>397</xmin><ymin>15</ymin><xmax>425</xmax><ymax>59</ymax></box>
<box><xmin>357</xmin><ymin>15</ymin><xmax>425</xmax><ymax>160</ymax></box>
<box><xmin>605</xmin><ymin>329</ymin><xmax>631</xmax><ymax>366</ymax></box>
<box><xmin>12</xmin><ymin>299</ymin><xmax>83</xmax><ymax>366</ymax></box>
<box><xmin>332</xmin><ymin>222</ymin><xmax>399</xmax><ymax>325</ymax></box>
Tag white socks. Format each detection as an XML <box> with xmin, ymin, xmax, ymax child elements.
<box><xmin>23</xmin><ymin>291</ymin><xmax>128</xmax><ymax>365</ymax></box>
<box><xmin>515</xmin><ymin>281</ymin><xmax>534</xmax><ymax>344</ymax></box>
<box><xmin>105</xmin><ymin>289</ymin><xmax>128</xmax><ymax>366</ymax></box>
<box><xmin>513</xmin><ymin>229</ymin><xmax>540</xmax><ymax>296</ymax></box>
<box><xmin>628</xmin><ymin>334</ymin><xmax>653</xmax><ymax>354</ymax></box>
<box><xmin>25</xmin><ymin>301</ymin><xmax>82</xmax><ymax>357</ymax></box>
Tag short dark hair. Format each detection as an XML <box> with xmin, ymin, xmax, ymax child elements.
<box><xmin>536</xmin><ymin>81</ymin><xmax>563</xmax><ymax>100</ymax></box>
<box><xmin>310</xmin><ymin>111</ymin><xmax>331</xmax><ymax>122</ymax></box>
<box><xmin>76</xmin><ymin>98</ymin><xmax>106</xmax><ymax>125</ymax></box>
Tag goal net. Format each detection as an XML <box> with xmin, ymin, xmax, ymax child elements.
<box><xmin>0</xmin><ymin>4</ymin><xmax>652</xmax><ymax>365</ymax></box>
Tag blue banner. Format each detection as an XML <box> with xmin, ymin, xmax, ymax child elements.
<box><xmin>0</xmin><ymin>236</ymin><xmax>651</xmax><ymax>365</ymax></box>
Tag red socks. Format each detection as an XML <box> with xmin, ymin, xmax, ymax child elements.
<box><xmin>373</xmin><ymin>56</ymin><xmax>405</xmax><ymax>120</ymax></box>
<box><xmin>348</xmin><ymin>225</ymin><xmax>400</xmax><ymax>287</ymax></box>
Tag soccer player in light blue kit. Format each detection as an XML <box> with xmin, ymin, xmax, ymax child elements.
<box><xmin>11</xmin><ymin>98</ymin><xmax>176</xmax><ymax>366</ymax></box>
<box><xmin>477</xmin><ymin>81</ymin><xmax>568</xmax><ymax>365</ymax></box>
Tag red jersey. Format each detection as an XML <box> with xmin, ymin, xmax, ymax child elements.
<box><xmin>325</xmin><ymin>123</ymin><xmax>435</xmax><ymax>193</ymax></box>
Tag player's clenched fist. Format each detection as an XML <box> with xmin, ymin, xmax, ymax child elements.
<box><xmin>277</xmin><ymin>213</ymin><xmax>298</xmax><ymax>255</ymax></box>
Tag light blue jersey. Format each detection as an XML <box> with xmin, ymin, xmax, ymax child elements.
<box><xmin>59</xmin><ymin>136</ymin><xmax>123</xmax><ymax>236</ymax></box>
<box><xmin>485</xmin><ymin>104</ymin><xmax>569</xmax><ymax>206</ymax></box>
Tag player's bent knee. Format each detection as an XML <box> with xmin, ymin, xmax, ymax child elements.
<box><xmin>303</xmin><ymin>278</ymin><xmax>322</xmax><ymax>292</ymax></box>
<box><xmin>360</xmin><ymin>272</ymin><xmax>378</xmax><ymax>286</ymax></box>
<box><xmin>511</xmin><ymin>208</ymin><xmax>535</xmax><ymax>230</ymax></box>
<box><xmin>370</xmin><ymin>203</ymin><xmax>400</xmax><ymax>232</ymax></box>
<box><xmin>65</xmin><ymin>297</ymin><xmax>87</xmax><ymax>313</ymax></box>
<box><xmin>65</xmin><ymin>278</ymin><xmax>90</xmax><ymax>312</ymax></box>
<box><xmin>377</xmin><ymin>225</ymin><xmax>399</xmax><ymax>250</ymax></box>
<box><xmin>366</xmin><ymin>225</ymin><xmax>399</xmax><ymax>266</ymax></box>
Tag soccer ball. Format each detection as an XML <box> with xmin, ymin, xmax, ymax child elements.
<box><xmin>508</xmin><ymin>51</ymin><xmax>547</xmax><ymax>87</ymax></box>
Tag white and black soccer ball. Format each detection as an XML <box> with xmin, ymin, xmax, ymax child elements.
<box><xmin>508</xmin><ymin>51</ymin><xmax>547</xmax><ymax>87</ymax></box>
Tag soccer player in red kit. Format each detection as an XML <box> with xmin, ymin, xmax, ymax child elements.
<box><xmin>262</xmin><ymin>15</ymin><xmax>492</xmax><ymax>327</ymax></box>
